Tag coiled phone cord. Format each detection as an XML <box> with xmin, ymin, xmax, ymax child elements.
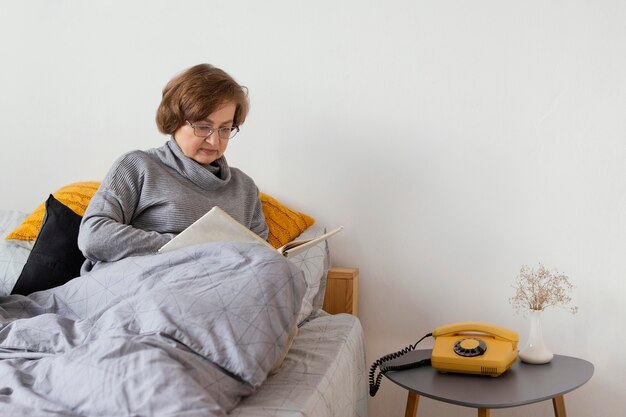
<box><xmin>369</xmin><ymin>332</ymin><xmax>432</xmax><ymax>397</ymax></box>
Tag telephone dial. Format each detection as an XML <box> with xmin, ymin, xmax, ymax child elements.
<box><xmin>369</xmin><ymin>322</ymin><xmax>519</xmax><ymax>396</ymax></box>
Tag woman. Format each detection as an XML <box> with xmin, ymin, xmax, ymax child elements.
<box><xmin>78</xmin><ymin>64</ymin><xmax>268</xmax><ymax>272</ymax></box>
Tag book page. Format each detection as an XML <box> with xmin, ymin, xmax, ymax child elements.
<box><xmin>159</xmin><ymin>206</ymin><xmax>272</xmax><ymax>253</ymax></box>
<box><xmin>279</xmin><ymin>226</ymin><xmax>343</xmax><ymax>258</ymax></box>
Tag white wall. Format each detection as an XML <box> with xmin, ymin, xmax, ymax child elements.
<box><xmin>1</xmin><ymin>1</ymin><xmax>624</xmax><ymax>416</ymax></box>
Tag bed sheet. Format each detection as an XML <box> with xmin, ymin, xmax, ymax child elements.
<box><xmin>231</xmin><ymin>312</ymin><xmax>368</xmax><ymax>417</ymax></box>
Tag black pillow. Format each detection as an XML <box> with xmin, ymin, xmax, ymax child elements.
<box><xmin>11</xmin><ymin>194</ymin><xmax>86</xmax><ymax>295</ymax></box>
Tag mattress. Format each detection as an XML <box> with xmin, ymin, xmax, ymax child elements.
<box><xmin>231</xmin><ymin>311</ymin><xmax>368</xmax><ymax>417</ymax></box>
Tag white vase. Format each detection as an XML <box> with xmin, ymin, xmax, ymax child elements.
<box><xmin>518</xmin><ymin>310</ymin><xmax>554</xmax><ymax>364</ymax></box>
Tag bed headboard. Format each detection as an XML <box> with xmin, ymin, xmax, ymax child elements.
<box><xmin>323</xmin><ymin>267</ymin><xmax>359</xmax><ymax>317</ymax></box>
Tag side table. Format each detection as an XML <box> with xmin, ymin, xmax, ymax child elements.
<box><xmin>384</xmin><ymin>349</ymin><xmax>593</xmax><ymax>417</ymax></box>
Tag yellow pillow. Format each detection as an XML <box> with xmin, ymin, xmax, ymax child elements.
<box><xmin>6</xmin><ymin>181</ymin><xmax>101</xmax><ymax>247</ymax></box>
<box><xmin>6</xmin><ymin>182</ymin><xmax>314</xmax><ymax>250</ymax></box>
<box><xmin>260</xmin><ymin>192</ymin><xmax>315</xmax><ymax>249</ymax></box>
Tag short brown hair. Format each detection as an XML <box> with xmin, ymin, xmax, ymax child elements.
<box><xmin>156</xmin><ymin>64</ymin><xmax>249</xmax><ymax>135</ymax></box>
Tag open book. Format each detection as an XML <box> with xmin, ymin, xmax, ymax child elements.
<box><xmin>159</xmin><ymin>206</ymin><xmax>343</xmax><ymax>258</ymax></box>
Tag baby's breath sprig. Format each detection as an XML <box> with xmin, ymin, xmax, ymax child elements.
<box><xmin>510</xmin><ymin>264</ymin><xmax>578</xmax><ymax>314</ymax></box>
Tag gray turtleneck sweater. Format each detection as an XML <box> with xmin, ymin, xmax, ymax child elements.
<box><xmin>77</xmin><ymin>138</ymin><xmax>268</xmax><ymax>272</ymax></box>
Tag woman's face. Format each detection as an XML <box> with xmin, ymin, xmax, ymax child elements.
<box><xmin>174</xmin><ymin>101</ymin><xmax>236</xmax><ymax>165</ymax></box>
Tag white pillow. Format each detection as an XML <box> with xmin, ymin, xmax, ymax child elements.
<box><xmin>289</xmin><ymin>224</ymin><xmax>330</xmax><ymax>324</ymax></box>
<box><xmin>0</xmin><ymin>210</ymin><xmax>31</xmax><ymax>295</ymax></box>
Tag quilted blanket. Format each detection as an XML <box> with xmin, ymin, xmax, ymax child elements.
<box><xmin>0</xmin><ymin>242</ymin><xmax>306</xmax><ymax>416</ymax></box>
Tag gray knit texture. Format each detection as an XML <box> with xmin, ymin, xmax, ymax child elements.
<box><xmin>78</xmin><ymin>138</ymin><xmax>268</xmax><ymax>272</ymax></box>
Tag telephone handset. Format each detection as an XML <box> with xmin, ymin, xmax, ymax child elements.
<box><xmin>369</xmin><ymin>322</ymin><xmax>519</xmax><ymax>397</ymax></box>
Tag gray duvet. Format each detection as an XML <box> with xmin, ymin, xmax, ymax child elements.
<box><xmin>0</xmin><ymin>242</ymin><xmax>306</xmax><ymax>416</ymax></box>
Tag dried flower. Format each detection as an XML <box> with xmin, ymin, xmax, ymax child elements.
<box><xmin>510</xmin><ymin>264</ymin><xmax>578</xmax><ymax>314</ymax></box>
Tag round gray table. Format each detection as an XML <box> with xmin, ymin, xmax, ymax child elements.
<box><xmin>384</xmin><ymin>349</ymin><xmax>593</xmax><ymax>417</ymax></box>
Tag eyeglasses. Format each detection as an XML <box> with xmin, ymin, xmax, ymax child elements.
<box><xmin>186</xmin><ymin>121</ymin><xmax>240</xmax><ymax>140</ymax></box>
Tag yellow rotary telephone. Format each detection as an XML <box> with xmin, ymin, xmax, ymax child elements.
<box><xmin>431</xmin><ymin>322</ymin><xmax>519</xmax><ymax>377</ymax></box>
<box><xmin>369</xmin><ymin>322</ymin><xmax>519</xmax><ymax>396</ymax></box>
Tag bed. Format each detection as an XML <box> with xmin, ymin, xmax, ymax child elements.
<box><xmin>0</xmin><ymin>200</ymin><xmax>367</xmax><ymax>416</ymax></box>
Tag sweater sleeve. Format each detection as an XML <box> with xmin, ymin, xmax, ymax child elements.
<box><xmin>249</xmin><ymin>188</ymin><xmax>269</xmax><ymax>241</ymax></box>
<box><xmin>77</xmin><ymin>153</ymin><xmax>172</xmax><ymax>263</ymax></box>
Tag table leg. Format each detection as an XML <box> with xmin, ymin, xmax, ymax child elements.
<box><xmin>405</xmin><ymin>391</ymin><xmax>420</xmax><ymax>417</ymax></box>
<box><xmin>477</xmin><ymin>408</ymin><xmax>491</xmax><ymax>417</ymax></box>
<box><xmin>552</xmin><ymin>395</ymin><xmax>567</xmax><ymax>417</ymax></box>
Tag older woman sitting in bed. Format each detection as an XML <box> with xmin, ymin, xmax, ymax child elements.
<box><xmin>78</xmin><ymin>63</ymin><xmax>268</xmax><ymax>272</ymax></box>
<box><xmin>1</xmin><ymin>64</ymin><xmax>317</xmax><ymax>417</ymax></box>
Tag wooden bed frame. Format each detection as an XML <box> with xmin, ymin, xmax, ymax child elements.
<box><xmin>323</xmin><ymin>267</ymin><xmax>359</xmax><ymax>316</ymax></box>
